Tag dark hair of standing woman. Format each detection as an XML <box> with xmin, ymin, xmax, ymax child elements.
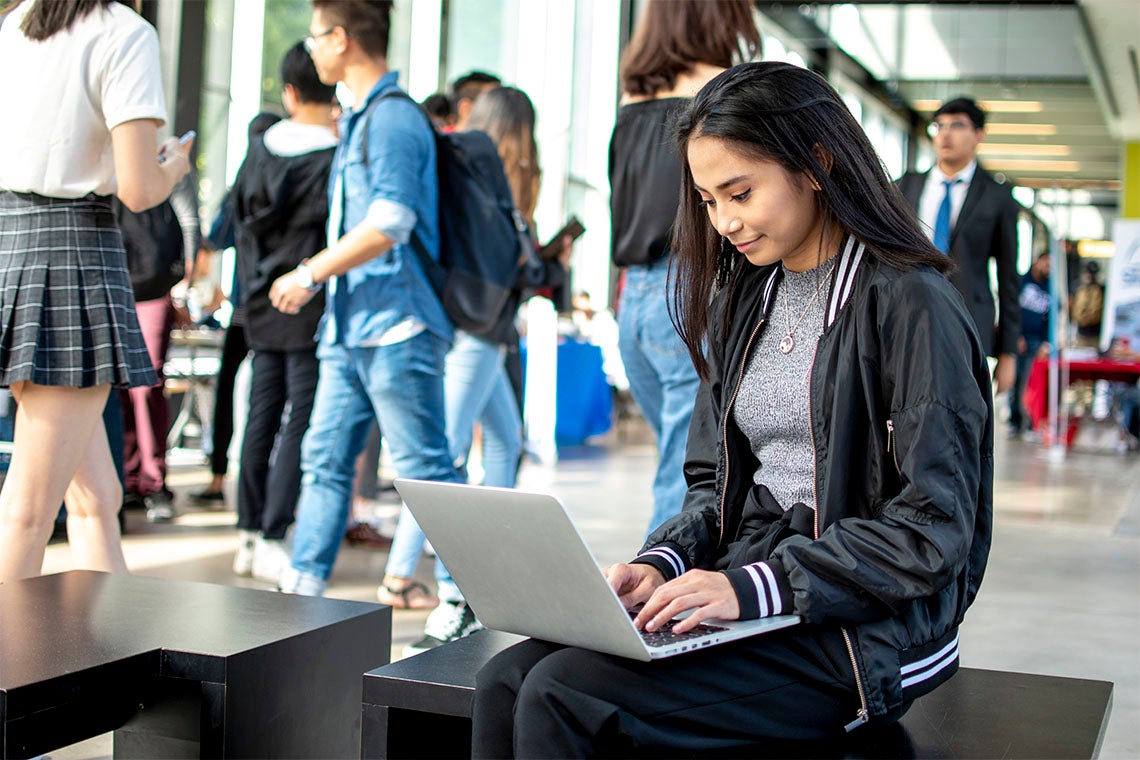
<box><xmin>7</xmin><ymin>0</ymin><xmax>135</xmax><ymax>41</ymax></box>
<box><xmin>670</xmin><ymin>61</ymin><xmax>953</xmax><ymax>379</ymax></box>
<box><xmin>620</xmin><ymin>0</ymin><xmax>761</xmax><ymax>98</ymax></box>
<box><xmin>465</xmin><ymin>86</ymin><xmax>541</xmax><ymax>225</ymax></box>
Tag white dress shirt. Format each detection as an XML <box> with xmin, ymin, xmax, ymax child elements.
<box><xmin>916</xmin><ymin>161</ymin><xmax>977</xmax><ymax>242</ymax></box>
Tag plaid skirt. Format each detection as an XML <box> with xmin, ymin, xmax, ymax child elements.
<box><xmin>0</xmin><ymin>190</ymin><xmax>157</xmax><ymax>389</ymax></box>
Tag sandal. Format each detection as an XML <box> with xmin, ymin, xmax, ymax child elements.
<box><xmin>377</xmin><ymin>579</ymin><xmax>438</xmax><ymax>610</ymax></box>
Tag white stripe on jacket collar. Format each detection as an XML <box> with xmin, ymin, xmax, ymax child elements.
<box><xmin>757</xmin><ymin>236</ymin><xmax>866</xmax><ymax>326</ymax></box>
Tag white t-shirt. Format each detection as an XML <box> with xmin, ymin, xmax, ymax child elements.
<box><xmin>0</xmin><ymin>0</ymin><xmax>167</xmax><ymax>198</ymax></box>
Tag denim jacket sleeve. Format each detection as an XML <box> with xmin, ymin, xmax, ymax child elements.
<box><xmin>356</xmin><ymin>97</ymin><xmax>434</xmax><ymax>246</ymax></box>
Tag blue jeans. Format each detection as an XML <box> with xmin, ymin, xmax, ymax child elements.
<box><xmin>385</xmin><ymin>331</ymin><xmax>522</xmax><ymax>603</ymax></box>
<box><xmin>287</xmin><ymin>332</ymin><xmax>460</xmax><ymax>586</ymax></box>
<box><xmin>618</xmin><ymin>259</ymin><xmax>700</xmax><ymax>535</ymax></box>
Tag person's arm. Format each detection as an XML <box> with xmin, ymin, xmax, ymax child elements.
<box><xmin>111</xmin><ymin>119</ymin><xmax>189</xmax><ymax>213</ymax></box>
<box><xmin>269</xmin><ymin>220</ymin><xmax>396</xmax><ymax>315</ymax></box>
<box><xmin>992</xmin><ymin>191</ymin><xmax>1021</xmax><ymax>391</ymax></box>
<box><xmin>614</xmin><ymin>291</ymin><xmax>736</xmax><ymax>617</ymax></box>
<box><xmin>270</xmin><ymin>99</ymin><xmax>426</xmax><ymax>314</ymax></box>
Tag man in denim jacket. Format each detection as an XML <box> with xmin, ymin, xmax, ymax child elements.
<box><xmin>272</xmin><ymin>0</ymin><xmax>462</xmax><ymax>597</ymax></box>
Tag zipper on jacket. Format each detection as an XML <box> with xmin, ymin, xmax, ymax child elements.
<box><xmin>885</xmin><ymin>419</ymin><xmax>901</xmax><ymax>475</ymax></box>
<box><xmin>841</xmin><ymin>627</ymin><xmax>871</xmax><ymax>731</ymax></box>
<box><xmin>808</xmin><ymin>344</ymin><xmax>821</xmax><ymax>540</ymax></box>
<box><xmin>718</xmin><ymin>316</ymin><xmax>766</xmax><ymax>545</ymax></box>
<box><xmin>807</xmin><ymin>343</ymin><xmax>869</xmax><ymax>731</ymax></box>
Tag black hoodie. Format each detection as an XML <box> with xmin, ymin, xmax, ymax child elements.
<box><xmin>232</xmin><ymin>121</ymin><xmax>336</xmax><ymax>352</ymax></box>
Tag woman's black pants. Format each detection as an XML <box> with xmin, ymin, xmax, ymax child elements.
<box><xmin>472</xmin><ymin>627</ymin><xmax>859</xmax><ymax>758</ymax></box>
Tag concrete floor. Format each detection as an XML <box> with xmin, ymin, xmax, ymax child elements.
<box><xmin>42</xmin><ymin>415</ymin><xmax>1139</xmax><ymax>759</ymax></box>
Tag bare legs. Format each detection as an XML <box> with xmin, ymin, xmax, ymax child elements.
<box><xmin>0</xmin><ymin>381</ymin><xmax>125</xmax><ymax>580</ymax></box>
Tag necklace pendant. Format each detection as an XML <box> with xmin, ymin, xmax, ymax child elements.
<box><xmin>779</xmin><ymin>334</ymin><xmax>795</xmax><ymax>354</ymax></box>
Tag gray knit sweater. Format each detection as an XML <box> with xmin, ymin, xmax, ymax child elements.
<box><xmin>732</xmin><ymin>261</ymin><xmax>833</xmax><ymax>511</ymax></box>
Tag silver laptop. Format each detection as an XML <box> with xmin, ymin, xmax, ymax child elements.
<box><xmin>394</xmin><ymin>479</ymin><xmax>800</xmax><ymax>661</ymax></box>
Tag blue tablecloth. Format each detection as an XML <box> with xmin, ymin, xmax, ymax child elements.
<box><xmin>521</xmin><ymin>339</ymin><xmax>612</xmax><ymax>446</ymax></box>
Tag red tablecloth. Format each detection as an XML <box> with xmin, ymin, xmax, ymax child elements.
<box><xmin>1024</xmin><ymin>357</ymin><xmax>1140</xmax><ymax>431</ymax></box>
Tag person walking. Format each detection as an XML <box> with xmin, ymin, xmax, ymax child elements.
<box><xmin>0</xmin><ymin>0</ymin><xmax>190</xmax><ymax>579</ymax></box>
<box><xmin>115</xmin><ymin>173</ymin><xmax>200</xmax><ymax>523</ymax></box>
<box><xmin>608</xmin><ymin>0</ymin><xmax>761</xmax><ymax>534</ymax></box>
<box><xmin>1009</xmin><ymin>251</ymin><xmax>1050</xmax><ymax>438</ymax></box>
<box><xmin>272</xmin><ymin>0</ymin><xmax>462</xmax><ymax>597</ymax></box>
<box><xmin>230</xmin><ymin>42</ymin><xmax>339</xmax><ymax>584</ymax></box>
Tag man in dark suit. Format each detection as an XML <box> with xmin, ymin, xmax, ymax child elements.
<box><xmin>898</xmin><ymin>97</ymin><xmax>1020</xmax><ymax>393</ymax></box>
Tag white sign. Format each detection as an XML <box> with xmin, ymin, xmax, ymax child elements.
<box><xmin>1105</xmin><ymin>220</ymin><xmax>1140</xmax><ymax>351</ymax></box>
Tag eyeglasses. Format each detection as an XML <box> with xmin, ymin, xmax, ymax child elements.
<box><xmin>303</xmin><ymin>26</ymin><xmax>338</xmax><ymax>53</ymax></box>
<box><xmin>928</xmin><ymin>119</ymin><xmax>977</xmax><ymax>137</ymax></box>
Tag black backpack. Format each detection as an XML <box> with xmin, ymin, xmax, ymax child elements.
<box><xmin>366</xmin><ymin>92</ymin><xmax>538</xmax><ymax>336</ymax></box>
<box><xmin>113</xmin><ymin>198</ymin><xmax>185</xmax><ymax>302</ymax></box>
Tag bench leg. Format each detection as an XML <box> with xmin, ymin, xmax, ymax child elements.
<box><xmin>360</xmin><ymin>706</ymin><xmax>473</xmax><ymax>760</ymax></box>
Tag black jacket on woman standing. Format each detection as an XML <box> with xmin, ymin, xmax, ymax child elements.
<box><xmin>631</xmin><ymin>239</ymin><xmax>994</xmax><ymax>728</ymax></box>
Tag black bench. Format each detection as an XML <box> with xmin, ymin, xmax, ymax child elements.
<box><xmin>361</xmin><ymin>629</ymin><xmax>1113</xmax><ymax>759</ymax></box>
<box><xmin>0</xmin><ymin>571</ymin><xmax>391</xmax><ymax>759</ymax></box>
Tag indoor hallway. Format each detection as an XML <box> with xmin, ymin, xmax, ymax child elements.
<box><xmin>42</xmin><ymin>415</ymin><xmax>1140</xmax><ymax>759</ymax></box>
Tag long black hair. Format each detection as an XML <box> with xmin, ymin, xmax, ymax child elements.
<box><xmin>5</xmin><ymin>0</ymin><xmax>136</xmax><ymax>41</ymax></box>
<box><xmin>669</xmin><ymin>61</ymin><xmax>950</xmax><ymax>379</ymax></box>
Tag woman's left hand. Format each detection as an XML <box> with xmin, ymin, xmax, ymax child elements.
<box><xmin>633</xmin><ymin>569</ymin><xmax>740</xmax><ymax>635</ymax></box>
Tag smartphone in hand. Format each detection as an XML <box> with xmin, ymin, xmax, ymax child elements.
<box><xmin>158</xmin><ymin>130</ymin><xmax>196</xmax><ymax>164</ymax></box>
<box><xmin>540</xmin><ymin>215</ymin><xmax>586</xmax><ymax>259</ymax></box>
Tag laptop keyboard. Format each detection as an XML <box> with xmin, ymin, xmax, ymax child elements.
<box><xmin>638</xmin><ymin>618</ymin><xmax>728</xmax><ymax>648</ymax></box>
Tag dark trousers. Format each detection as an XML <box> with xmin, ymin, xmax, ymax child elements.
<box><xmin>208</xmin><ymin>322</ymin><xmax>249</xmax><ymax>476</ymax></box>
<box><xmin>237</xmin><ymin>347</ymin><xmax>319</xmax><ymax>539</ymax></box>
<box><xmin>472</xmin><ymin>629</ymin><xmax>860</xmax><ymax>758</ymax></box>
<box><xmin>121</xmin><ymin>296</ymin><xmax>174</xmax><ymax>497</ymax></box>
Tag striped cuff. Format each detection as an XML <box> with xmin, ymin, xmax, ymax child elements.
<box><xmin>723</xmin><ymin>561</ymin><xmax>793</xmax><ymax>620</ymax></box>
<box><xmin>631</xmin><ymin>543</ymin><xmax>688</xmax><ymax>581</ymax></box>
<box><xmin>901</xmin><ymin>633</ymin><xmax>960</xmax><ymax>690</ymax></box>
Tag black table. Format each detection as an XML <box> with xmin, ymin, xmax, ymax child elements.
<box><xmin>362</xmin><ymin>629</ymin><xmax>1113</xmax><ymax>759</ymax></box>
<box><xmin>0</xmin><ymin>571</ymin><xmax>391</xmax><ymax>759</ymax></box>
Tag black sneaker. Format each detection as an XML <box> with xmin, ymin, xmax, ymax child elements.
<box><xmin>402</xmin><ymin>600</ymin><xmax>483</xmax><ymax>656</ymax></box>
<box><xmin>144</xmin><ymin>491</ymin><xmax>176</xmax><ymax>523</ymax></box>
<box><xmin>190</xmin><ymin>488</ymin><xmax>225</xmax><ymax>504</ymax></box>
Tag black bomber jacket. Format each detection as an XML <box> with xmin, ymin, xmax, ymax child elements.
<box><xmin>632</xmin><ymin>238</ymin><xmax>995</xmax><ymax>728</ymax></box>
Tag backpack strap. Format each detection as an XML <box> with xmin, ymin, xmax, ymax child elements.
<box><xmin>357</xmin><ymin>89</ymin><xmax>537</xmax><ymax>299</ymax></box>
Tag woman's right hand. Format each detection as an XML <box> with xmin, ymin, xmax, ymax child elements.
<box><xmin>603</xmin><ymin>562</ymin><xmax>665</xmax><ymax>610</ymax></box>
<box><xmin>157</xmin><ymin>136</ymin><xmax>192</xmax><ymax>180</ymax></box>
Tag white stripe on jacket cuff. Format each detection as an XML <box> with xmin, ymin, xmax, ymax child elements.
<box><xmin>637</xmin><ymin>547</ymin><xmax>684</xmax><ymax>578</ymax></box>
<box><xmin>742</xmin><ymin>562</ymin><xmax>783</xmax><ymax>618</ymax></box>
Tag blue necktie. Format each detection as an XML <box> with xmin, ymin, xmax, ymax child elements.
<box><xmin>933</xmin><ymin>179</ymin><xmax>957</xmax><ymax>254</ymax></box>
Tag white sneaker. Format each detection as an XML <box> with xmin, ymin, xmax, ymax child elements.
<box><xmin>403</xmin><ymin>600</ymin><xmax>483</xmax><ymax>656</ymax></box>
<box><xmin>233</xmin><ymin>530</ymin><xmax>257</xmax><ymax>577</ymax></box>
<box><xmin>252</xmin><ymin>537</ymin><xmax>290</xmax><ymax>584</ymax></box>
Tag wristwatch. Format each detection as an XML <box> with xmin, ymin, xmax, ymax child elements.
<box><xmin>293</xmin><ymin>263</ymin><xmax>321</xmax><ymax>292</ymax></box>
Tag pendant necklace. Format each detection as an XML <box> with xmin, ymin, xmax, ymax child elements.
<box><xmin>779</xmin><ymin>261</ymin><xmax>835</xmax><ymax>355</ymax></box>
